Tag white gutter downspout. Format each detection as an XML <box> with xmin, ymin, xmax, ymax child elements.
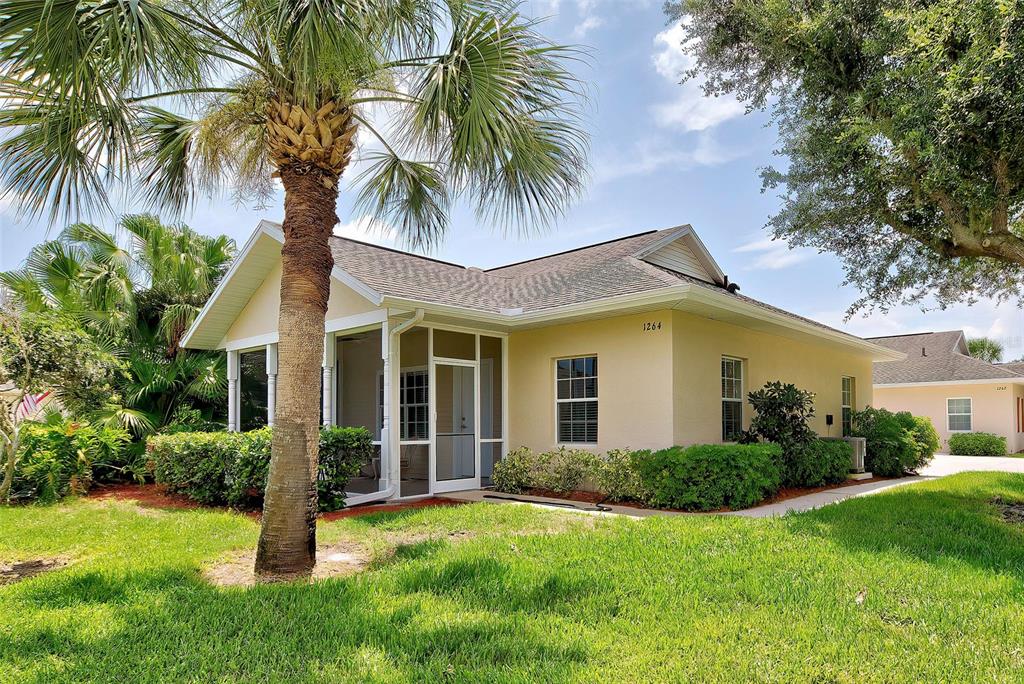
<box><xmin>342</xmin><ymin>308</ymin><xmax>424</xmax><ymax>508</ymax></box>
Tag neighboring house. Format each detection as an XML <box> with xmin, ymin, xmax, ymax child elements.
<box><xmin>181</xmin><ymin>221</ymin><xmax>900</xmax><ymax>502</ymax></box>
<box><xmin>869</xmin><ymin>330</ymin><xmax>1024</xmax><ymax>454</ymax></box>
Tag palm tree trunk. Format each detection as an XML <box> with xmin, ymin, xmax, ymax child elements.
<box><xmin>254</xmin><ymin>167</ymin><xmax>338</xmax><ymax>579</ymax></box>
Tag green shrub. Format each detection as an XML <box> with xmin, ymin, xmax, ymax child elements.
<box><xmin>745</xmin><ymin>381</ymin><xmax>817</xmax><ymax>451</ymax></box>
<box><xmin>595</xmin><ymin>448</ymin><xmax>651</xmax><ymax>502</ymax></box>
<box><xmin>948</xmin><ymin>432</ymin><xmax>1006</xmax><ymax>456</ymax></box>
<box><xmin>148</xmin><ymin>426</ymin><xmax>371</xmax><ymax>511</ymax></box>
<box><xmin>851</xmin><ymin>407</ymin><xmax>936</xmax><ymax>476</ymax></box>
<box><xmin>907</xmin><ymin>415</ymin><xmax>941</xmax><ymax>465</ymax></box>
<box><xmin>532</xmin><ymin>447</ymin><xmax>599</xmax><ymax>493</ymax></box>
<box><xmin>786</xmin><ymin>439</ymin><xmax>851</xmax><ymax>488</ymax></box>
<box><xmin>491</xmin><ymin>447</ymin><xmax>533</xmax><ymax>494</ymax></box>
<box><xmin>633</xmin><ymin>443</ymin><xmax>783</xmax><ymax>511</ymax></box>
<box><xmin>149</xmin><ymin>431</ymin><xmax>244</xmax><ymax>505</ymax></box>
<box><xmin>13</xmin><ymin>418</ymin><xmax>131</xmax><ymax>502</ymax></box>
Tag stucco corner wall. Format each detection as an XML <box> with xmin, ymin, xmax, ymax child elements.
<box><xmin>507</xmin><ymin>310</ymin><xmax>675</xmax><ymax>453</ymax></box>
<box><xmin>873</xmin><ymin>382</ymin><xmax>1022</xmax><ymax>453</ymax></box>
<box><xmin>671</xmin><ymin>310</ymin><xmax>874</xmax><ymax>445</ymax></box>
<box><xmin>223</xmin><ymin>260</ymin><xmax>379</xmax><ymax>347</ymax></box>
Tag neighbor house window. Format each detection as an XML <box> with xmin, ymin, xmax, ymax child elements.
<box><xmin>556</xmin><ymin>356</ymin><xmax>597</xmax><ymax>443</ymax></box>
<box><xmin>400</xmin><ymin>369</ymin><xmax>429</xmax><ymax>440</ymax></box>
<box><xmin>841</xmin><ymin>377</ymin><xmax>855</xmax><ymax>437</ymax></box>
<box><xmin>947</xmin><ymin>397</ymin><xmax>972</xmax><ymax>432</ymax></box>
<box><xmin>722</xmin><ymin>357</ymin><xmax>743</xmax><ymax>441</ymax></box>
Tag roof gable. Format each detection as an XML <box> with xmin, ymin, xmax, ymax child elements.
<box><xmin>632</xmin><ymin>225</ymin><xmax>725</xmax><ymax>285</ymax></box>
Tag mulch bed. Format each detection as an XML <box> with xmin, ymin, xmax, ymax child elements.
<box><xmin>87</xmin><ymin>483</ymin><xmax>463</xmax><ymax>520</ymax></box>
<box><xmin>519</xmin><ymin>476</ymin><xmax>894</xmax><ymax>513</ymax></box>
<box><xmin>89</xmin><ymin>483</ymin><xmax>202</xmax><ymax>510</ymax></box>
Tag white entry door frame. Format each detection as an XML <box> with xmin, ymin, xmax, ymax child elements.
<box><xmin>430</xmin><ymin>356</ymin><xmax>480</xmax><ymax>494</ymax></box>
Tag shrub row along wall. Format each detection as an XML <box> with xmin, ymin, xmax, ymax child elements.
<box><xmin>147</xmin><ymin>427</ymin><xmax>372</xmax><ymax>511</ymax></box>
<box><xmin>948</xmin><ymin>432</ymin><xmax>1007</xmax><ymax>456</ymax></box>
<box><xmin>492</xmin><ymin>440</ymin><xmax>853</xmax><ymax>512</ymax></box>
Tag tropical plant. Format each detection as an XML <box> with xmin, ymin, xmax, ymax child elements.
<box><xmin>0</xmin><ymin>0</ymin><xmax>588</xmax><ymax>578</ymax></box>
<box><xmin>967</xmin><ymin>337</ymin><xmax>1004</xmax><ymax>364</ymax></box>
<box><xmin>1</xmin><ymin>216</ymin><xmax>234</xmax><ymax>435</ymax></box>
<box><xmin>667</xmin><ymin>0</ymin><xmax>1024</xmax><ymax>314</ymax></box>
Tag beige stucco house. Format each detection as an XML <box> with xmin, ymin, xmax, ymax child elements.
<box><xmin>181</xmin><ymin>220</ymin><xmax>899</xmax><ymax>503</ymax></box>
<box><xmin>869</xmin><ymin>331</ymin><xmax>1024</xmax><ymax>454</ymax></box>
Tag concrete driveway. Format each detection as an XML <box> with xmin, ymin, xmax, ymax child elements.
<box><xmin>919</xmin><ymin>453</ymin><xmax>1024</xmax><ymax>476</ymax></box>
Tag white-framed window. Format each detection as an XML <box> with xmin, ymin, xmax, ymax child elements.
<box><xmin>721</xmin><ymin>357</ymin><xmax>744</xmax><ymax>441</ymax></box>
<box><xmin>947</xmin><ymin>397</ymin><xmax>972</xmax><ymax>432</ymax></box>
<box><xmin>400</xmin><ymin>369</ymin><xmax>429</xmax><ymax>440</ymax></box>
<box><xmin>841</xmin><ymin>376</ymin><xmax>855</xmax><ymax>437</ymax></box>
<box><xmin>556</xmin><ymin>356</ymin><xmax>597</xmax><ymax>444</ymax></box>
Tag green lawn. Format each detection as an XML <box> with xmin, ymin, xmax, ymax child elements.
<box><xmin>2</xmin><ymin>473</ymin><xmax>1024</xmax><ymax>683</ymax></box>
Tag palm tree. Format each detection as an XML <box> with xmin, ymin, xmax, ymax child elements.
<box><xmin>1</xmin><ymin>215</ymin><xmax>235</xmax><ymax>435</ymax></box>
<box><xmin>967</xmin><ymin>337</ymin><xmax>1004</xmax><ymax>364</ymax></box>
<box><xmin>0</xmin><ymin>0</ymin><xmax>588</xmax><ymax>579</ymax></box>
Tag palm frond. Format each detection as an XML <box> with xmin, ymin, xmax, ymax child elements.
<box><xmin>398</xmin><ymin>5</ymin><xmax>589</xmax><ymax>232</ymax></box>
<box><xmin>353</xmin><ymin>150</ymin><xmax>450</xmax><ymax>250</ymax></box>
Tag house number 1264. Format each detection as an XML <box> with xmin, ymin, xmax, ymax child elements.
<box><xmin>643</xmin><ymin>321</ymin><xmax>662</xmax><ymax>331</ymax></box>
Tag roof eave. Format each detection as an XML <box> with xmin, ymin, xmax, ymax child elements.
<box><xmin>875</xmin><ymin>378</ymin><xmax>1024</xmax><ymax>388</ymax></box>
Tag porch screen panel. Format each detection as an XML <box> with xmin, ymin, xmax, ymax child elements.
<box><xmin>480</xmin><ymin>335</ymin><xmax>504</xmax><ymax>486</ymax></box>
<box><xmin>239</xmin><ymin>349</ymin><xmax>268</xmax><ymax>432</ymax></box>
<box><xmin>338</xmin><ymin>329</ymin><xmax>383</xmax><ymax>494</ymax></box>
<box><xmin>399</xmin><ymin>327</ymin><xmax>430</xmax><ymax>497</ymax></box>
<box><xmin>433</xmin><ymin>329</ymin><xmax>475</xmax><ymax>360</ymax></box>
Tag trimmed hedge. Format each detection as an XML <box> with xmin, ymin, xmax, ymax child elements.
<box><xmin>148</xmin><ymin>426</ymin><xmax>371</xmax><ymax>510</ymax></box>
<box><xmin>948</xmin><ymin>432</ymin><xmax>1006</xmax><ymax>456</ymax></box>
<box><xmin>852</xmin><ymin>408</ymin><xmax>938</xmax><ymax>476</ymax></box>
<box><xmin>787</xmin><ymin>439</ymin><xmax>851</xmax><ymax>488</ymax></box>
<box><xmin>490</xmin><ymin>446</ymin><xmax>600</xmax><ymax>494</ymax></box>
<box><xmin>633</xmin><ymin>443</ymin><xmax>783</xmax><ymax>511</ymax></box>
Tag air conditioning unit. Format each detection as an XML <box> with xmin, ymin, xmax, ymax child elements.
<box><xmin>823</xmin><ymin>436</ymin><xmax>867</xmax><ymax>473</ymax></box>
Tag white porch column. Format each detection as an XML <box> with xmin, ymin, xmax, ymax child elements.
<box><xmin>322</xmin><ymin>332</ymin><xmax>336</xmax><ymax>426</ymax></box>
<box><xmin>387</xmin><ymin>324</ymin><xmax>402</xmax><ymax>491</ymax></box>
<box><xmin>380</xmin><ymin>320</ymin><xmax>391</xmax><ymax>489</ymax></box>
<box><xmin>226</xmin><ymin>349</ymin><xmax>240</xmax><ymax>432</ymax></box>
<box><xmin>266</xmin><ymin>343</ymin><xmax>278</xmax><ymax>427</ymax></box>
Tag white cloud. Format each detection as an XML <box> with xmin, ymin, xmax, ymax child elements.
<box><xmin>733</xmin><ymin>236</ymin><xmax>815</xmax><ymax>270</ymax></box>
<box><xmin>650</xmin><ymin>24</ymin><xmax>744</xmax><ymax>132</ymax></box>
<box><xmin>333</xmin><ymin>215</ymin><xmax>394</xmax><ymax>246</ymax></box>
<box><xmin>572</xmin><ymin>15</ymin><xmax>604</xmax><ymax>39</ymax></box>
<box><xmin>592</xmin><ymin>132</ymin><xmax>741</xmax><ymax>183</ymax></box>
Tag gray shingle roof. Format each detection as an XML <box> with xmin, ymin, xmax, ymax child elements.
<box><xmin>323</xmin><ymin>226</ymin><xmax>876</xmax><ymax>345</ymax></box>
<box><xmin>329</xmin><ymin>228</ymin><xmax>687</xmax><ymax>314</ymax></box>
<box><xmin>868</xmin><ymin>331</ymin><xmax>1022</xmax><ymax>384</ymax></box>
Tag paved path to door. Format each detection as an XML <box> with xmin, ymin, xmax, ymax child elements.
<box><xmin>444</xmin><ymin>454</ymin><xmax>1024</xmax><ymax>519</ymax></box>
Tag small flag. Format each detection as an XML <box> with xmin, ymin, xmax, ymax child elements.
<box><xmin>15</xmin><ymin>391</ymin><xmax>50</xmax><ymax>420</ymax></box>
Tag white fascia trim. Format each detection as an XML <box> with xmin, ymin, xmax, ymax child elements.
<box><xmin>331</xmin><ymin>266</ymin><xmax>384</xmax><ymax>306</ymax></box>
<box><xmin>224</xmin><ymin>331</ymin><xmax>279</xmax><ymax>351</ymax></box>
<box><xmin>325</xmin><ymin>308</ymin><xmax>387</xmax><ymax>333</ymax></box>
<box><xmin>682</xmin><ymin>286</ymin><xmax>905</xmax><ymax>361</ymax></box>
<box><xmin>875</xmin><ymin>378</ymin><xmax>1024</xmax><ymax>388</ymax></box>
<box><xmin>181</xmin><ymin>220</ymin><xmax>283</xmax><ymax>350</ymax></box>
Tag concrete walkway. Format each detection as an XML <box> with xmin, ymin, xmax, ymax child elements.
<box><xmin>445</xmin><ymin>454</ymin><xmax>1024</xmax><ymax>519</ymax></box>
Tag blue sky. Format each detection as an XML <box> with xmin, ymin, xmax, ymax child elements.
<box><xmin>2</xmin><ymin>0</ymin><xmax>1022</xmax><ymax>357</ymax></box>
